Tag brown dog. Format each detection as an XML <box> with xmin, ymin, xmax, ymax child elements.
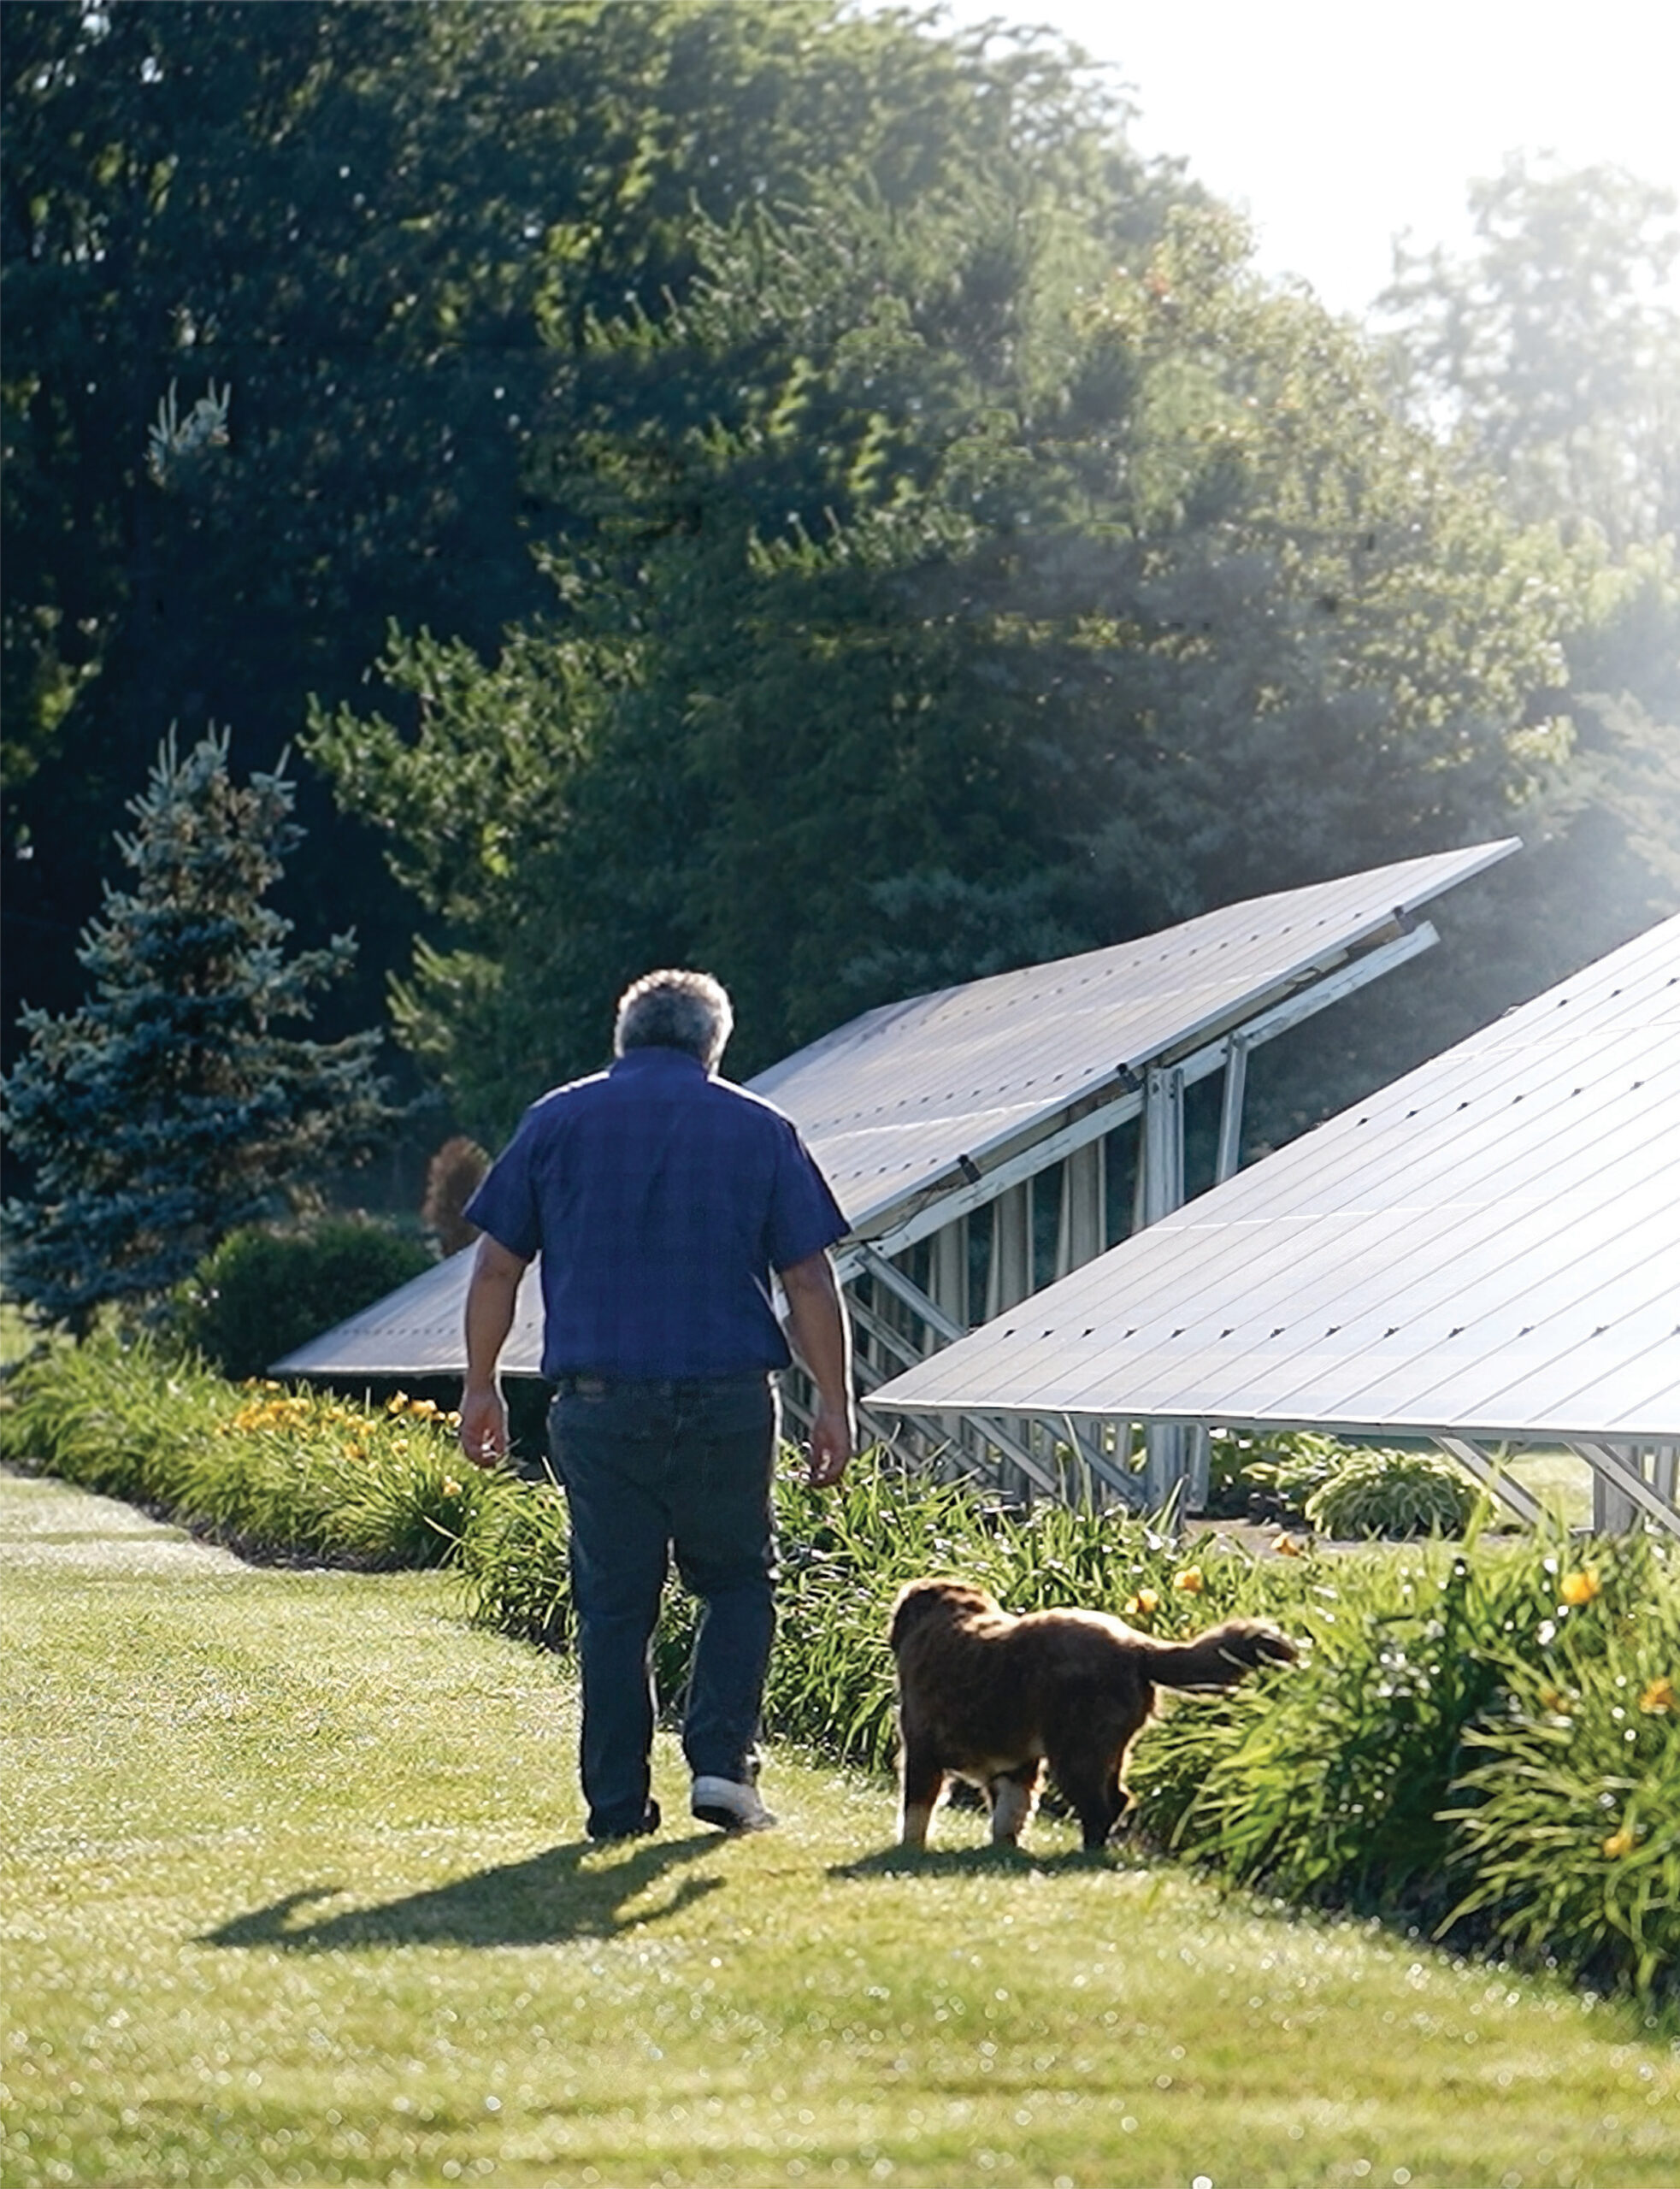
<box><xmin>888</xmin><ymin>1577</ymin><xmax>1296</xmax><ymax>1851</ymax></box>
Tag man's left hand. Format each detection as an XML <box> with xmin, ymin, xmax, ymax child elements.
<box><xmin>805</xmin><ymin>1401</ymin><xmax>854</xmax><ymax>1490</ymax></box>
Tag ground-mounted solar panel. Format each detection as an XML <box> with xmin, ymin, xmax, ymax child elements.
<box><xmin>866</xmin><ymin>914</ymin><xmax>1680</xmax><ymax>1528</ymax></box>
<box><xmin>271</xmin><ymin>839</ymin><xmax>1515</xmax><ymax>1379</ymax></box>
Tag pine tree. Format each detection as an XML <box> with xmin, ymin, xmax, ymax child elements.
<box><xmin>2</xmin><ymin>729</ymin><xmax>391</xmax><ymax>1331</ymax></box>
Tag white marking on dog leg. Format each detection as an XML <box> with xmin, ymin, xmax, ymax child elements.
<box><xmin>989</xmin><ymin>1778</ymin><xmax>1033</xmax><ymax>1845</ymax></box>
<box><xmin>899</xmin><ymin>1800</ymin><xmax>934</xmax><ymax>1850</ymax></box>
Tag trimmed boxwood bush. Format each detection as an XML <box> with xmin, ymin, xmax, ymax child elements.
<box><xmin>175</xmin><ymin>1218</ymin><xmax>433</xmax><ymax>1378</ymax></box>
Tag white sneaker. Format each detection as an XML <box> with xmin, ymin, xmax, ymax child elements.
<box><xmin>691</xmin><ymin>1774</ymin><xmax>779</xmax><ymax>1833</ymax></box>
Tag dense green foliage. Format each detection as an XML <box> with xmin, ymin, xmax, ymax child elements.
<box><xmin>313</xmin><ymin>191</ymin><xmax>1580</xmax><ymax>1128</ymax></box>
<box><xmin>0</xmin><ymin>733</ymin><xmax>389</xmax><ymax>1330</ymax></box>
<box><xmin>174</xmin><ymin>1217</ymin><xmax>433</xmax><ymax>1380</ymax></box>
<box><xmin>1135</xmin><ymin>1539</ymin><xmax>1680</xmax><ymax>2002</ymax></box>
<box><xmin>5</xmin><ymin>1338</ymin><xmax>1674</xmax><ymax>2003</ymax></box>
<box><xmin>0</xmin><ymin>1335</ymin><xmax>506</xmax><ymax>1565</ymax></box>
<box><xmin>2</xmin><ymin>0</ymin><xmax>1159</xmax><ymax>1050</ymax></box>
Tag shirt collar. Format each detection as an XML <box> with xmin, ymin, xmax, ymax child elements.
<box><xmin>609</xmin><ymin>1046</ymin><xmax>710</xmax><ymax>1080</ymax></box>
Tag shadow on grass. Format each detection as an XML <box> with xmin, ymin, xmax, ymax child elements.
<box><xmin>828</xmin><ymin>1840</ymin><xmax>1139</xmax><ymax>1881</ymax></box>
<box><xmin>199</xmin><ymin>1832</ymin><xmax>724</xmax><ymax>1952</ymax></box>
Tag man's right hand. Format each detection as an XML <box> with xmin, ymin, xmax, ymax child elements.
<box><xmin>460</xmin><ymin>1235</ymin><xmax>528</xmax><ymax>1468</ymax></box>
<box><xmin>457</xmin><ymin>1385</ymin><xmax>510</xmax><ymax>1469</ymax></box>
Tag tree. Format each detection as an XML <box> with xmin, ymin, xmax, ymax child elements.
<box><xmin>1376</xmin><ymin>156</ymin><xmax>1680</xmax><ymax>993</ymax></box>
<box><xmin>2</xmin><ymin>0</ymin><xmax>1158</xmax><ymax>1057</ymax></box>
<box><xmin>1</xmin><ymin>730</ymin><xmax>390</xmax><ymax>1331</ymax></box>
<box><xmin>1377</xmin><ymin>154</ymin><xmax>1680</xmax><ymax>551</ymax></box>
<box><xmin>310</xmin><ymin>197</ymin><xmax>1578</xmax><ymax>1138</ymax></box>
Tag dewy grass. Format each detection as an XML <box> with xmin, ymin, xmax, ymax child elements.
<box><xmin>3</xmin><ymin>1470</ymin><xmax>1677</xmax><ymax>2189</ymax></box>
<box><xmin>6</xmin><ymin>1337</ymin><xmax>1677</xmax><ymax>2007</ymax></box>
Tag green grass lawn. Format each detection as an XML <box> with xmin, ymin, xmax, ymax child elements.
<box><xmin>2</xmin><ymin>1471</ymin><xmax>1674</xmax><ymax>2189</ymax></box>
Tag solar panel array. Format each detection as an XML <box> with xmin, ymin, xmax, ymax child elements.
<box><xmin>752</xmin><ymin>840</ymin><xmax>1515</xmax><ymax>1236</ymax></box>
<box><xmin>868</xmin><ymin>914</ymin><xmax>1680</xmax><ymax>1448</ymax></box>
<box><xmin>272</xmin><ymin>840</ymin><xmax>1514</xmax><ymax>1379</ymax></box>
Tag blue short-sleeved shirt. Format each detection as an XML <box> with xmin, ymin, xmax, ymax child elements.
<box><xmin>464</xmin><ymin>1046</ymin><xmax>849</xmax><ymax>1380</ymax></box>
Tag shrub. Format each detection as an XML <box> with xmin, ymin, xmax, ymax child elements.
<box><xmin>1441</xmin><ymin>1538</ymin><xmax>1680</xmax><ymax>1997</ymax></box>
<box><xmin>1129</xmin><ymin>1539</ymin><xmax>1557</xmax><ymax>1918</ymax></box>
<box><xmin>421</xmin><ymin>1136</ymin><xmax>489</xmax><ymax>1256</ymax></box>
<box><xmin>1305</xmin><ymin>1449</ymin><xmax>1482</xmax><ymax>1537</ymax></box>
<box><xmin>0</xmin><ymin>1335</ymin><xmax>510</xmax><ymax>1567</ymax></box>
<box><xmin>0</xmin><ymin>731</ymin><xmax>389</xmax><ymax>1331</ymax></box>
<box><xmin>176</xmin><ymin>1218</ymin><xmax>433</xmax><ymax>1378</ymax></box>
<box><xmin>1205</xmin><ymin>1429</ymin><xmax>1369</xmax><ymax>1520</ymax></box>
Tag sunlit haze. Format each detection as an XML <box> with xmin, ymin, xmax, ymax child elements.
<box><xmin>883</xmin><ymin>0</ymin><xmax>1680</xmax><ymax>316</ymax></box>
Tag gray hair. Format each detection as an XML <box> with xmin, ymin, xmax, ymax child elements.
<box><xmin>613</xmin><ymin>969</ymin><xmax>734</xmax><ymax>1070</ymax></box>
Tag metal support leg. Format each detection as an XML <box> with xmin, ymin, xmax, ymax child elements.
<box><xmin>1214</xmin><ymin>1032</ymin><xmax>1251</xmax><ymax>1184</ymax></box>
<box><xmin>1571</xmin><ymin>1441</ymin><xmax>1680</xmax><ymax>1539</ymax></box>
<box><xmin>1432</xmin><ymin>1436</ymin><xmax>1546</xmax><ymax>1529</ymax></box>
<box><xmin>1138</xmin><ymin>1068</ymin><xmax>1202</xmax><ymax>1513</ymax></box>
<box><xmin>853</xmin><ymin>1246</ymin><xmax>1137</xmax><ymax>1502</ymax></box>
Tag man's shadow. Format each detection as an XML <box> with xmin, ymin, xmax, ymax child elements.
<box><xmin>199</xmin><ymin>1832</ymin><xmax>722</xmax><ymax>1953</ymax></box>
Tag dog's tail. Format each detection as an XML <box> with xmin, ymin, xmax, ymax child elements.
<box><xmin>1136</xmin><ymin>1618</ymin><xmax>1296</xmax><ymax>1690</ymax></box>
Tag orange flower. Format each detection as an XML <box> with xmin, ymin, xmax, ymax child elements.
<box><xmin>1538</xmin><ymin>1685</ymin><xmax>1571</xmax><ymax>1714</ymax></box>
<box><xmin>1638</xmin><ymin>1676</ymin><xmax>1675</xmax><ymax>1714</ymax></box>
<box><xmin>1601</xmin><ymin>1826</ymin><xmax>1636</xmax><ymax>1859</ymax></box>
<box><xmin>1172</xmin><ymin>1567</ymin><xmax>1204</xmax><ymax>1593</ymax></box>
<box><xmin>1272</xmin><ymin>1533</ymin><xmax>1302</xmax><ymax>1557</ymax></box>
<box><xmin>1123</xmin><ymin>1588</ymin><xmax>1160</xmax><ymax>1618</ymax></box>
<box><xmin>1559</xmin><ymin>1568</ymin><xmax>1600</xmax><ymax>1607</ymax></box>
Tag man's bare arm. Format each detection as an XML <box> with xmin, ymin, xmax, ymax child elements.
<box><xmin>779</xmin><ymin>1248</ymin><xmax>855</xmax><ymax>1489</ymax></box>
<box><xmin>458</xmin><ymin>1235</ymin><xmax>530</xmax><ymax>1466</ymax></box>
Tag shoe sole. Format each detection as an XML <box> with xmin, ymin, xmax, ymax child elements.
<box><xmin>692</xmin><ymin>1802</ymin><xmax>776</xmax><ymax>1832</ymax></box>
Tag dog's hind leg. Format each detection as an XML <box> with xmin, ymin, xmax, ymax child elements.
<box><xmin>1047</xmin><ymin>1744</ymin><xmax>1128</xmax><ymax>1851</ymax></box>
<box><xmin>898</xmin><ymin>1734</ymin><xmax>946</xmax><ymax>1849</ymax></box>
<box><xmin>987</xmin><ymin>1761</ymin><xmax>1041</xmax><ymax>1847</ymax></box>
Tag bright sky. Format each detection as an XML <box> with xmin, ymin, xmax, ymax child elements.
<box><xmin>910</xmin><ymin>0</ymin><xmax>1680</xmax><ymax>316</ymax></box>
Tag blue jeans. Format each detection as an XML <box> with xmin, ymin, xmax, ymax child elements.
<box><xmin>547</xmin><ymin>1373</ymin><xmax>778</xmax><ymax>1838</ymax></box>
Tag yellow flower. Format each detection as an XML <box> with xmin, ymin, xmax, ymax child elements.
<box><xmin>1272</xmin><ymin>1533</ymin><xmax>1302</xmax><ymax>1557</ymax></box>
<box><xmin>445</xmin><ymin>1410</ymin><xmax>462</xmax><ymax>1429</ymax></box>
<box><xmin>1559</xmin><ymin>1568</ymin><xmax>1600</xmax><ymax>1607</ymax></box>
<box><xmin>1172</xmin><ymin>1567</ymin><xmax>1204</xmax><ymax>1593</ymax></box>
<box><xmin>1601</xmin><ymin>1826</ymin><xmax>1636</xmax><ymax>1859</ymax></box>
<box><xmin>407</xmin><ymin>1397</ymin><xmax>439</xmax><ymax>1419</ymax></box>
<box><xmin>1123</xmin><ymin>1589</ymin><xmax>1160</xmax><ymax>1618</ymax></box>
<box><xmin>1538</xmin><ymin>1685</ymin><xmax>1571</xmax><ymax>1714</ymax></box>
<box><xmin>1638</xmin><ymin>1676</ymin><xmax>1676</xmax><ymax>1714</ymax></box>
<box><xmin>442</xmin><ymin>1477</ymin><xmax>463</xmax><ymax>1498</ymax></box>
<box><xmin>387</xmin><ymin>1391</ymin><xmax>410</xmax><ymax>1414</ymax></box>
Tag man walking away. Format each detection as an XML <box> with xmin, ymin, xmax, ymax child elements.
<box><xmin>457</xmin><ymin>969</ymin><xmax>854</xmax><ymax>1841</ymax></box>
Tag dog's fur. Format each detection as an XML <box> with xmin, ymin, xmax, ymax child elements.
<box><xmin>888</xmin><ymin>1577</ymin><xmax>1297</xmax><ymax>1851</ymax></box>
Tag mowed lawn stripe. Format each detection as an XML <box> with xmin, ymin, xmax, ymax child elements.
<box><xmin>1</xmin><ymin>1470</ymin><xmax>1673</xmax><ymax>2189</ymax></box>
